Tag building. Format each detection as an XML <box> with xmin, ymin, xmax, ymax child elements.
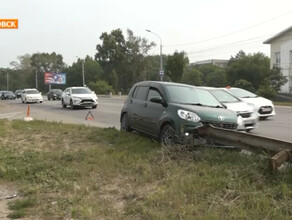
<box><xmin>191</xmin><ymin>59</ymin><xmax>228</xmax><ymax>68</ymax></box>
<box><xmin>264</xmin><ymin>26</ymin><xmax>292</xmax><ymax>93</ymax></box>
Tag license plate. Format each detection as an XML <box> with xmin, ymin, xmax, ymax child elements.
<box><xmin>262</xmin><ymin>107</ymin><xmax>271</xmax><ymax>112</ymax></box>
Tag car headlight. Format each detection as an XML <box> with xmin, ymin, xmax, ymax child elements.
<box><xmin>237</xmin><ymin>115</ymin><xmax>244</xmax><ymax>127</ymax></box>
<box><xmin>178</xmin><ymin>109</ymin><xmax>201</xmax><ymax>122</ymax></box>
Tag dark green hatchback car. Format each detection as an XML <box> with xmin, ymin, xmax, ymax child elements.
<box><xmin>120</xmin><ymin>81</ymin><xmax>241</xmax><ymax>145</ymax></box>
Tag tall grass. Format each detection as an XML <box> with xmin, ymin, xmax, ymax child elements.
<box><xmin>0</xmin><ymin>119</ymin><xmax>292</xmax><ymax>219</ymax></box>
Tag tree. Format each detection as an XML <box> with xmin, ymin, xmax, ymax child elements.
<box><xmin>197</xmin><ymin>64</ymin><xmax>227</xmax><ymax>87</ymax></box>
<box><xmin>233</xmin><ymin>79</ymin><xmax>256</xmax><ymax>93</ymax></box>
<box><xmin>182</xmin><ymin>67</ymin><xmax>203</xmax><ymax>86</ymax></box>
<box><xmin>31</xmin><ymin>52</ymin><xmax>65</xmax><ymax>92</ymax></box>
<box><xmin>165</xmin><ymin>51</ymin><xmax>189</xmax><ymax>82</ymax></box>
<box><xmin>95</xmin><ymin>29</ymin><xmax>155</xmax><ymax>93</ymax></box>
<box><xmin>226</xmin><ymin>51</ymin><xmax>270</xmax><ymax>90</ymax></box>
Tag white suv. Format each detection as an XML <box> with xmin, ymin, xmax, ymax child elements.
<box><xmin>21</xmin><ymin>89</ymin><xmax>43</xmax><ymax>103</ymax></box>
<box><xmin>61</xmin><ymin>87</ymin><xmax>98</xmax><ymax>109</ymax></box>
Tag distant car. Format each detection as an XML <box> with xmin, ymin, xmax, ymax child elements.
<box><xmin>224</xmin><ymin>87</ymin><xmax>276</xmax><ymax>119</ymax></box>
<box><xmin>21</xmin><ymin>89</ymin><xmax>43</xmax><ymax>103</ymax></box>
<box><xmin>1</xmin><ymin>91</ymin><xmax>16</xmax><ymax>100</ymax></box>
<box><xmin>14</xmin><ymin>90</ymin><xmax>23</xmax><ymax>98</ymax></box>
<box><xmin>202</xmin><ymin>87</ymin><xmax>259</xmax><ymax>131</ymax></box>
<box><xmin>120</xmin><ymin>81</ymin><xmax>242</xmax><ymax>145</ymax></box>
<box><xmin>47</xmin><ymin>89</ymin><xmax>63</xmax><ymax>100</ymax></box>
<box><xmin>61</xmin><ymin>87</ymin><xmax>98</xmax><ymax>109</ymax></box>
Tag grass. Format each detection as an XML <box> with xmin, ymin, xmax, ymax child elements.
<box><xmin>1</xmin><ymin>119</ymin><xmax>292</xmax><ymax>219</ymax></box>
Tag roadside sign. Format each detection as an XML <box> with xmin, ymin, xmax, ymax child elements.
<box><xmin>159</xmin><ymin>70</ymin><xmax>164</xmax><ymax>77</ymax></box>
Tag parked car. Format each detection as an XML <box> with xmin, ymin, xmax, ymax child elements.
<box><xmin>47</xmin><ymin>89</ymin><xmax>63</xmax><ymax>100</ymax></box>
<box><xmin>224</xmin><ymin>87</ymin><xmax>276</xmax><ymax>119</ymax></box>
<box><xmin>21</xmin><ymin>89</ymin><xmax>43</xmax><ymax>103</ymax></box>
<box><xmin>202</xmin><ymin>87</ymin><xmax>258</xmax><ymax>131</ymax></box>
<box><xmin>1</xmin><ymin>91</ymin><xmax>16</xmax><ymax>100</ymax></box>
<box><xmin>120</xmin><ymin>81</ymin><xmax>242</xmax><ymax>145</ymax></box>
<box><xmin>61</xmin><ymin>87</ymin><xmax>98</xmax><ymax>109</ymax></box>
<box><xmin>14</xmin><ymin>89</ymin><xmax>23</xmax><ymax>98</ymax></box>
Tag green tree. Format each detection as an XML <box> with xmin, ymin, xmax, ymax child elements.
<box><xmin>182</xmin><ymin>67</ymin><xmax>203</xmax><ymax>86</ymax></box>
<box><xmin>233</xmin><ymin>79</ymin><xmax>256</xmax><ymax>93</ymax></box>
<box><xmin>226</xmin><ymin>51</ymin><xmax>270</xmax><ymax>90</ymax></box>
<box><xmin>88</xmin><ymin>80</ymin><xmax>114</xmax><ymax>94</ymax></box>
<box><xmin>31</xmin><ymin>52</ymin><xmax>65</xmax><ymax>92</ymax></box>
<box><xmin>197</xmin><ymin>64</ymin><xmax>227</xmax><ymax>87</ymax></box>
<box><xmin>95</xmin><ymin>29</ymin><xmax>155</xmax><ymax>93</ymax></box>
<box><xmin>165</xmin><ymin>51</ymin><xmax>189</xmax><ymax>82</ymax></box>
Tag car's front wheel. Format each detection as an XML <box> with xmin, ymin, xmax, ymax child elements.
<box><xmin>160</xmin><ymin>124</ymin><xmax>176</xmax><ymax>146</ymax></box>
<box><xmin>70</xmin><ymin>100</ymin><xmax>75</xmax><ymax>110</ymax></box>
<box><xmin>92</xmin><ymin>105</ymin><xmax>97</xmax><ymax>109</ymax></box>
<box><xmin>62</xmin><ymin>99</ymin><xmax>67</xmax><ymax>108</ymax></box>
<box><xmin>120</xmin><ymin>113</ymin><xmax>132</xmax><ymax>131</ymax></box>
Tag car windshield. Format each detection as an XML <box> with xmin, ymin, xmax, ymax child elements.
<box><xmin>27</xmin><ymin>90</ymin><xmax>39</xmax><ymax>94</ymax></box>
<box><xmin>72</xmin><ymin>88</ymin><xmax>92</xmax><ymax>94</ymax></box>
<box><xmin>228</xmin><ymin>88</ymin><xmax>257</xmax><ymax>98</ymax></box>
<box><xmin>210</xmin><ymin>89</ymin><xmax>240</xmax><ymax>103</ymax></box>
<box><xmin>4</xmin><ymin>91</ymin><xmax>14</xmax><ymax>95</ymax></box>
<box><xmin>165</xmin><ymin>85</ymin><xmax>223</xmax><ymax>107</ymax></box>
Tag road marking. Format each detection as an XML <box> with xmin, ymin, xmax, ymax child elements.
<box><xmin>0</xmin><ymin>112</ymin><xmax>23</xmax><ymax>119</ymax></box>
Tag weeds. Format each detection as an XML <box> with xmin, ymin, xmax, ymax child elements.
<box><xmin>1</xmin><ymin>119</ymin><xmax>292</xmax><ymax>219</ymax></box>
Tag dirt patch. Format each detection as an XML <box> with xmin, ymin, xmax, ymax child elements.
<box><xmin>0</xmin><ymin>184</ymin><xmax>18</xmax><ymax>219</ymax></box>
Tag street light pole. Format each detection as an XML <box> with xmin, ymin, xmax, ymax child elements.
<box><xmin>76</xmin><ymin>56</ymin><xmax>85</xmax><ymax>86</ymax></box>
<box><xmin>6</xmin><ymin>72</ymin><xmax>9</xmax><ymax>90</ymax></box>
<box><xmin>146</xmin><ymin>29</ymin><xmax>164</xmax><ymax>81</ymax></box>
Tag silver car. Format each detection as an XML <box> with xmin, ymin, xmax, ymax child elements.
<box><xmin>61</xmin><ymin>87</ymin><xmax>98</xmax><ymax>109</ymax></box>
<box><xmin>201</xmin><ymin>87</ymin><xmax>259</xmax><ymax>132</ymax></box>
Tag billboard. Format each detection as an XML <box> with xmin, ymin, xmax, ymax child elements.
<box><xmin>44</xmin><ymin>72</ymin><xmax>66</xmax><ymax>85</ymax></box>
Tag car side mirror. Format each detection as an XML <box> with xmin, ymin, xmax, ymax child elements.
<box><xmin>150</xmin><ymin>96</ymin><xmax>167</xmax><ymax>107</ymax></box>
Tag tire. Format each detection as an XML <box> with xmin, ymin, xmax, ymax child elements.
<box><xmin>70</xmin><ymin>100</ymin><xmax>75</xmax><ymax>110</ymax></box>
<box><xmin>48</xmin><ymin>96</ymin><xmax>50</xmax><ymax>101</ymax></box>
<box><xmin>120</xmin><ymin>113</ymin><xmax>132</xmax><ymax>131</ymax></box>
<box><xmin>62</xmin><ymin>99</ymin><xmax>67</xmax><ymax>108</ymax></box>
<box><xmin>160</xmin><ymin>124</ymin><xmax>176</xmax><ymax>146</ymax></box>
<box><xmin>92</xmin><ymin>105</ymin><xmax>97</xmax><ymax>109</ymax></box>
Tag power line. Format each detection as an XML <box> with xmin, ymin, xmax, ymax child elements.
<box><xmin>164</xmin><ymin>10</ymin><xmax>292</xmax><ymax>48</ymax></box>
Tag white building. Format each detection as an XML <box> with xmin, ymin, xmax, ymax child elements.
<box><xmin>264</xmin><ymin>26</ymin><xmax>292</xmax><ymax>93</ymax></box>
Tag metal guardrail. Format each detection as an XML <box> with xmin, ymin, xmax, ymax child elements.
<box><xmin>197</xmin><ymin>125</ymin><xmax>292</xmax><ymax>171</ymax></box>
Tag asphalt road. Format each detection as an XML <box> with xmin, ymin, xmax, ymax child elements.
<box><xmin>1</xmin><ymin>97</ymin><xmax>292</xmax><ymax>142</ymax></box>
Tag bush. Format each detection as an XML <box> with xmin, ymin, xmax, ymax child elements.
<box><xmin>88</xmin><ymin>80</ymin><xmax>115</xmax><ymax>95</ymax></box>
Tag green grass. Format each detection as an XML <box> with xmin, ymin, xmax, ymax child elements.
<box><xmin>274</xmin><ymin>101</ymin><xmax>292</xmax><ymax>106</ymax></box>
<box><xmin>1</xmin><ymin>119</ymin><xmax>292</xmax><ymax>219</ymax></box>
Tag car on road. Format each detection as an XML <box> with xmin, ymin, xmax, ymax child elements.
<box><xmin>1</xmin><ymin>91</ymin><xmax>16</xmax><ymax>100</ymax></box>
<box><xmin>224</xmin><ymin>87</ymin><xmax>276</xmax><ymax>119</ymax></box>
<box><xmin>61</xmin><ymin>87</ymin><xmax>98</xmax><ymax>109</ymax></box>
<box><xmin>120</xmin><ymin>81</ymin><xmax>242</xmax><ymax>145</ymax></box>
<box><xmin>47</xmin><ymin>89</ymin><xmax>63</xmax><ymax>100</ymax></box>
<box><xmin>14</xmin><ymin>89</ymin><xmax>23</xmax><ymax>98</ymax></box>
<box><xmin>202</xmin><ymin>87</ymin><xmax>258</xmax><ymax>131</ymax></box>
<box><xmin>21</xmin><ymin>89</ymin><xmax>43</xmax><ymax>103</ymax></box>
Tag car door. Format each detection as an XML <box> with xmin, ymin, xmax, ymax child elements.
<box><xmin>128</xmin><ymin>86</ymin><xmax>149</xmax><ymax>132</ymax></box>
<box><xmin>63</xmin><ymin>88</ymin><xmax>71</xmax><ymax>104</ymax></box>
<box><xmin>143</xmin><ymin>87</ymin><xmax>165</xmax><ymax>137</ymax></box>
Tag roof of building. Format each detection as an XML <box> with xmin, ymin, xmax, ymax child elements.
<box><xmin>263</xmin><ymin>25</ymin><xmax>292</xmax><ymax>44</ymax></box>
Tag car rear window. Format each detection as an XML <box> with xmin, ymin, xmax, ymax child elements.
<box><xmin>132</xmin><ymin>86</ymin><xmax>148</xmax><ymax>100</ymax></box>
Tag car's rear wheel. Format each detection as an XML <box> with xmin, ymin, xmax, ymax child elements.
<box><xmin>120</xmin><ymin>113</ymin><xmax>132</xmax><ymax>131</ymax></box>
<box><xmin>62</xmin><ymin>99</ymin><xmax>67</xmax><ymax>108</ymax></box>
<box><xmin>160</xmin><ymin>124</ymin><xmax>175</xmax><ymax>146</ymax></box>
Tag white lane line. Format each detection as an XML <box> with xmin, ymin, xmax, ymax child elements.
<box><xmin>0</xmin><ymin>112</ymin><xmax>23</xmax><ymax>119</ymax></box>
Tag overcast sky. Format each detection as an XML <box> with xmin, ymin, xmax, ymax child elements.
<box><xmin>1</xmin><ymin>0</ymin><xmax>292</xmax><ymax>68</ymax></box>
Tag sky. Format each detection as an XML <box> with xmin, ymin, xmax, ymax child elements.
<box><xmin>1</xmin><ymin>0</ymin><xmax>292</xmax><ymax>68</ymax></box>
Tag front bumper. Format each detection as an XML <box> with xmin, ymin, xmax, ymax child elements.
<box><xmin>72</xmin><ymin>98</ymin><xmax>98</xmax><ymax>107</ymax></box>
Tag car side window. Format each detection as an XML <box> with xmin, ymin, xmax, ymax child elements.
<box><xmin>133</xmin><ymin>86</ymin><xmax>148</xmax><ymax>100</ymax></box>
<box><xmin>147</xmin><ymin>88</ymin><xmax>162</xmax><ymax>101</ymax></box>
